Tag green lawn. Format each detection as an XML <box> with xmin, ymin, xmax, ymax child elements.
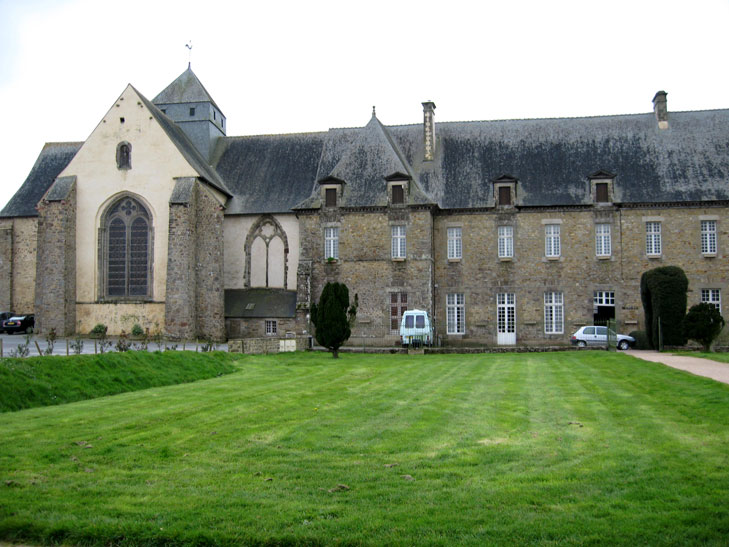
<box><xmin>674</xmin><ymin>351</ymin><xmax>729</xmax><ymax>365</ymax></box>
<box><xmin>1</xmin><ymin>351</ymin><xmax>729</xmax><ymax>545</ymax></box>
<box><xmin>0</xmin><ymin>351</ymin><xmax>240</xmax><ymax>412</ymax></box>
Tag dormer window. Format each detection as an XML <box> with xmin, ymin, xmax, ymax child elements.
<box><xmin>493</xmin><ymin>175</ymin><xmax>517</xmax><ymax>208</ymax></box>
<box><xmin>595</xmin><ymin>183</ymin><xmax>609</xmax><ymax>202</ymax></box>
<box><xmin>386</xmin><ymin>173</ymin><xmax>410</xmax><ymax>206</ymax></box>
<box><xmin>498</xmin><ymin>186</ymin><xmax>511</xmax><ymax>206</ymax></box>
<box><xmin>189</xmin><ymin>107</ymin><xmax>196</xmax><ymax>116</ymax></box>
<box><xmin>116</xmin><ymin>142</ymin><xmax>131</xmax><ymax>170</ymax></box>
<box><xmin>318</xmin><ymin>176</ymin><xmax>345</xmax><ymax>209</ymax></box>
<box><xmin>589</xmin><ymin>171</ymin><xmax>615</xmax><ymax>204</ymax></box>
<box><xmin>392</xmin><ymin>185</ymin><xmax>404</xmax><ymax>204</ymax></box>
<box><xmin>325</xmin><ymin>188</ymin><xmax>337</xmax><ymax>207</ymax></box>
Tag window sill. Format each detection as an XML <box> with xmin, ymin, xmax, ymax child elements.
<box><xmin>702</xmin><ymin>253</ymin><xmax>717</xmax><ymax>258</ymax></box>
<box><xmin>324</xmin><ymin>259</ymin><xmax>339</xmax><ymax>264</ymax></box>
<box><xmin>392</xmin><ymin>257</ymin><xmax>406</xmax><ymax>262</ymax></box>
<box><xmin>545</xmin><ymin>256</ymin><xmax>561</xmax><ymax>261</ymax></box>
<box><xmin>646</xmin><ymin>254</ymin><xmax>663</xmax><ymax>259</ymax></box>
<box><xmin>596</xmin><ymin>255</ymin><xmax>611</xmax><ymax>260</ymax></box>
<box><xmin>499</xmin><ymin>256</ymin><xmax>513</xmax><ymax>262</ymax></box>
<box><xmin>448</xmin><ymin>258</ymin><xmax>462</xmax><ymax>263</ymax></box>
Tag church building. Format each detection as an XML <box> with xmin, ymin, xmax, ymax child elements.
<box><xmin>1</xmin><ymin>67</ymin><xmax>727</xmax><ymax>346</ymax></box>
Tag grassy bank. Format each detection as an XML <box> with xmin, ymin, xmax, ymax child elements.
<box><xmin>0</xmin><ymin>351</ymin><xmax>240</xmax><ymax>412</ymax></box>
<box><xmin>1</xmin><ymin>351</ymin><xmax>729</xmax><ymax>545</ymax></box>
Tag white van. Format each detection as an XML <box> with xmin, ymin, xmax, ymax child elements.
<box><xmin>399</xmin><ymin>309</ymin><xmax>433</xmax><ymax>347</ymax></box>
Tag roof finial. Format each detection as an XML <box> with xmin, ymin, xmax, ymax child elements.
<box><xmin>185</xmin><ymin>40</ymin><xmax>193</xmax><ymax>68</ymax></box>
<box><xmin>372</xmin><ymin>105</ymin><xmax>376</xmax><ymax>117</ymax></box>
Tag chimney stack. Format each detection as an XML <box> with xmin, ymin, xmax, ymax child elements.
<box><xmin>422</xmin><ymin>101</ymin><xmax>436</xmax><ymax>161</ymax></box>
<box><xmin>652</xmin><ymin>91</ymin><xmax>668</xmax><ymax>130</ymax></box>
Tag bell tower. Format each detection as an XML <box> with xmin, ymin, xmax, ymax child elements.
<box><xmin>152</xmin><ymin>65</ymin><xmax>226</xmax><ymax>162</ymax></box>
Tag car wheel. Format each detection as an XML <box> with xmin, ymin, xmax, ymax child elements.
<box><xmin>618</xmin><ymin>340</ymin><xmax>629</xmax><ymax>350</ymax></box>
<box><xmin>577</xmin><ymin>340</ymin><xmax>587</xmax><ymax>347</ymax></box>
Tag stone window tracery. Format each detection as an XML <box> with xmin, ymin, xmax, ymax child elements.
<box><xmin>245</xmin><ymin>216</ymin><xmax>289</xmax><ymax>289</ymax></box>
<box><xmin>100</xmin><ymin>195</ymin><xmax>152</xmax><ymax>299</ymax></box>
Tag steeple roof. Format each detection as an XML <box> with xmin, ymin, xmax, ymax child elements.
<box><xmin>153</xmin><ymin>65</ymin><xmax>223</xmax><ymax>114</ymax></box>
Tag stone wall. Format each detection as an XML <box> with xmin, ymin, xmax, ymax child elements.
<box><xmin>165</xmin><ymin>180</ymin><xmax>226</xmax><ymax>340</ymax></box>
<box><xmin>34</xmin><ymin>179</ymin><xmax>77</xmax><ymax>335</ymax></box>
<box><xmin>0</xmin><ymin>223</ymin><xmax>12</xmax><ymax>311</ymax></box>
<box><xmin>433</xmin><ymin>203</ymin><xmax>729</xmax><ymax>346</ymax></box>
<box><xmin>226</xmin><ymin>317</ymin><xmax>298</xmax><ymax>339</ymax></box>
<box><xmin>298</xmin><ymin>207</ymin><xmax>434</xmax><ymax>345</ymax></box>
<box><xmin>194</xmin><ymin>186</ymin><xmax>226</xmax><ymax>340</ymax></box>
<box><xmin>10</xmin><ymin>217</ymin><xmax>38</xmax><ymax>314</ymax></box>
<box><xmin>165</xmin><ymin>184</ymin><xmax>197</xmax><ymax>339</ymax></box>
<box><xmin>228</xmin><ymin>335</ymin><xmax>309</xmax><ymax>354</ymax></box>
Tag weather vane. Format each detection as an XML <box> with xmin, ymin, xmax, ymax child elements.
<box><xmin>186</xmin><ymin>40</ymin><xmax>193</xmax><ymax>67</ymax></box>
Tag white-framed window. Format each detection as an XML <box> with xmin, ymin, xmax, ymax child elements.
<box><xmin>593</xmin><ymin>291</ymin><xmax>615</xmax><ymax>306</ymax></box>
<box><xmin>595</xmin><ymin>223</ymin><xmax>611</xmax><ymax>257</ymax></box>
<box><xmin>447</xmin><ymin>227</ymin><xmax>462</xmax><ymax>259</ymax></box>
<box><xmin>544</xmin><ymin>291</ymin><xmax>564</xmax><ymax>334</ymax></box>
<box><xmin>265</xmin><ymin>320</ymin><xmax>277</xmax><ymax>335</ymax></box>
<box><xmin>392</xmin><ymin>225</ymin><xmax>406</xmax><ymax>259</ymax></box>
<box><xmin>545</xmin><ymin>224</ymin><xmax>560</xmax><ymax>258</ymax></box>
<box><xmin>498</xmin><ymin>225</ymin><xmax>514</xmax><ymax>258</ymax></box>
<box><xmin>701</xmin><ymin>220</ymin><xmax>717</xmax><ymax>255</ymax></box>
<box><xmin>324</xmin><ymin>227</ymin><xmax>339</xmax><ymax>260</ymax></box>
<box><xmin>646</xmin><ymin>221</ymin><xmax>662</xmax><ymax>256</ymax></box>
<box><xmin>446</xmin><ymin>293</ymin><xmax>465</xmax><ymax>334</ymax></box>
<box><xmin>701</xmin><ymin>289</ymin><xmax>721</xmax><ymax>312</ymax></box>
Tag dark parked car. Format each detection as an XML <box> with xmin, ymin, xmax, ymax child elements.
<box><xmin>2</xmin><ymin>314</ymin><xmax>35</xmax><ymax>334</ymax></box>
<box><xmin>0</xmin><ymin>311</ymin><xmax>14</xmax><ymax>333</ymax></box>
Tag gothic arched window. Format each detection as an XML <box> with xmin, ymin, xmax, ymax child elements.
<box><xmin>116</xmin><ymin>142</ymin><xmax>132</xmax><ymax>170</ymax></box>
<box><xmin>101</xmin><ymin>196</ymin><xmax>152</xmax><ymax>299</ymax></box>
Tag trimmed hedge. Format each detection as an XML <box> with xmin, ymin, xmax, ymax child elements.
<box><xmin>640</xmin><ymin>266</ymin><xmax>688</xmax><ymax>348</ymax></box>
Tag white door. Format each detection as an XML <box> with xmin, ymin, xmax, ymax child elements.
<box><xmin>497</xmin><ymin>293</ymin><xmax>516</xmax><ymax>345</ymax></box>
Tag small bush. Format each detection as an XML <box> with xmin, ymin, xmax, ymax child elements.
<box><xmin>683</xmin><ymin>303</ymin><xmax>725</xmax><ymax>352</ymax></box>
<box><xmin>90</xmin><ymin>323</ymin><xmax>108</xmax><ymax>337</ymax></box>
<box><xmin>131</xmin><ymin>324</ymin><xmax>145</xmax><ymax>337</ymax></box>
<box><xmin>629</xmin><ymin>330</ymin><xmax>651</xmax><ymax>350</ymax></box>
<box><xmin>115</xmin><ymin>331</ymin><xmax>131</xmax><ymax>352</ymax></box>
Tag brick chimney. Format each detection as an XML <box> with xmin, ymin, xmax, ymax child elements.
<box><xmin>422</xmin><ymin>101</ymin><xmax>436</xmax><ymax>161</ymax></box>
<box><xmin>652</xmin><ymin>91</ymin><xmax>668</xmax><ymax>130</ymax></box>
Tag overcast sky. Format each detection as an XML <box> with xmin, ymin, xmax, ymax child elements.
<box><xmin>1</xmin><ymin>0</ymin><xmax>728</xmax><ymax>208</ymax></box>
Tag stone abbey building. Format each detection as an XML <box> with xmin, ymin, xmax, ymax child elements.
<box><xmin>1</xmin><ymin>67</ymin><xmax>727</xmax><ymax>346</ymax></box>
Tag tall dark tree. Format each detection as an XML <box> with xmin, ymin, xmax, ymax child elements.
<box><xmin>311</xmin><ymin>282</ymin><xmax>358</xmax><ymax>358</ymax></box>
<box><xmin>640</xmin><ymin>266</ymin><xmax>688</xmax><ymax>349</ymax></box>
<box><xmin>683</xmin><ymin>303</ymin><xmax>725</xmax><ymax>352</ymax></box>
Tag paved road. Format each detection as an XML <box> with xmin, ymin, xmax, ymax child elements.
<box><xmin>626</xmin><ymin>349</ymin><xmax>729</xmax><ymax>385</ymax></box>
<box><xmin>0</xmin><ymin>333</ymin><xmax>227</xmax><ymax>357</ymax></box>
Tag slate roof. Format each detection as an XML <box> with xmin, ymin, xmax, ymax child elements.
<box><xmin>153</xmin><ymin>66</ymin><xmax>224</xmax><ymax>114</ymax></box>
<box><xmin>212</xmin><ymin>133</ymin><xmax>326</xmax><ymax>214</ymax></box>
<box><xmin>1</xmin><ymin>143</ymin><xmax>81</xmax><ymax>217</ymax></box>
<box><xmin>384</xmin><ymin>110</ymin><xmax>729</xmax><ymax>208</ymax></box>
<box><xmin>5</xmin><ymin>81</ymin><xmax>729</xmax><ymax>220</ymax></box>
<box><xmin>224</xmin><ymin>288</ymin><xmax>297</xmax><ymax>318</ymax></box>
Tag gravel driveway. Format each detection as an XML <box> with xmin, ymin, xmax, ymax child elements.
<box><xmin>626</xmin><ymin>350</ymin><xmax>729</xmax><ymax>385</ymax></box>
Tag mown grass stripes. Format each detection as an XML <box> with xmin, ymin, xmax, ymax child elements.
<box><xmin>1</xmin><ymin>351</ymin><xmax>729</xmax><ymax>545</ymax></box>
